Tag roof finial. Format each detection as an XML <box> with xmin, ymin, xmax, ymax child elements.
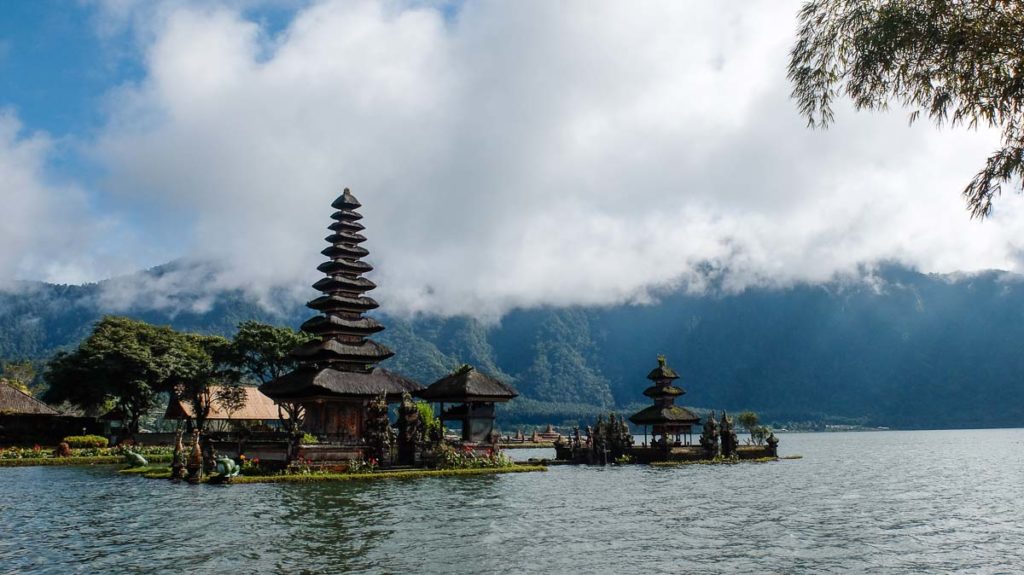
<box><xmin>657</xmin><ymin>355</ymin><xmax>666</xmax><ymax>366</ymax></box>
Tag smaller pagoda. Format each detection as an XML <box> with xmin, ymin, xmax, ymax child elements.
<box><xmin>629</xmin><ymin>355</ymin><xmax>699</xmax><ymax>448</ymax></box>
<box><xmin>418</xmin><ymin>365</ymin><xmax>518</xmax><ymax>443</ymax></box>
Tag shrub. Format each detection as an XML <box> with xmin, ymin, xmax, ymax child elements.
<box><xmin>300</xmin><ymin>433</ymin><xmax>319</xmax><ymax>445</ymax></box>
<box><xmin>434</xmin><ymin>443</ymin><xmax>513</xmax><ymax>470</ymax></box>
<box><xmin>63</xmin><ymin>435</ymin><xmax>109</xmax><ymax>448</ymax></box>
<box><xmin>346</xmin><ymin>458</ymin><xmax>378</xmax><ymax>474</ymax></box>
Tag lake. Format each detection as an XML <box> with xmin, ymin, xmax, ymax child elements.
<box><xmin>1</xmin><ymin>429</ymin><xmax>1022</xmax><ymax>574</ymax></box>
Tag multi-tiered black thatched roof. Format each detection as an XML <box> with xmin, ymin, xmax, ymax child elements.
<box><xmin>260</xmin><ymin>188</ymin><xmax>422</xmax><ymax>401</ymax></box>
<box><xmin>629</xmin><ymin>356</ymin><xmax>699</xmax><ymax>426</ymax></box>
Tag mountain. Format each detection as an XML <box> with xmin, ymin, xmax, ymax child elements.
<box><xmin>2</xmin><ymin>265</ymin><xmax>1024</xmax><ymax>429</ymax></box>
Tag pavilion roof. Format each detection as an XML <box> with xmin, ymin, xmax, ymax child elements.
<box><xmin>417</xmin><ymin>366</ymin><xmax>518</xmax><ymax>403</ymax></box>
<box><xmin>0</xmin><ymin>384</ymin><xmax>58</xmax><ymax>416</ymax></box>
<box><xmin>260</xmin><ymin>367</ymin><xmax>422</xmax><ymax>401</ymax></box>
<box><xmin>628</xmin><ymin>404</ymin><xmax>699</xmax><ymax>426</ymax></box>
<box><xmin>642</xmin><ymin>385</ymin><xmax>685</xmax><ymax>398</ymax></box>
<box><xmin>164</xmin><ymin>386</ymin><xmax>285</xmax><ymax>420</ymax></box>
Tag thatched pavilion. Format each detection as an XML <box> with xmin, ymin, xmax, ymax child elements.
<box><xmin>418</xmin><ymin>365</ymin><xmax>518</xmax><ymax>443</ymax></box>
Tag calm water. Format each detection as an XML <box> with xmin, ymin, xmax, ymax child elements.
<box><xmin>1</xmin><ymin>429</ymin><xmax>1023</xmax><ymax>574</ymax></box>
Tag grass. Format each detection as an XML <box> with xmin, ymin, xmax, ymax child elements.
<box><xmin>649</xmin><ymin>456</ymin><xmax>783</xmax><ymax>467</ymax></box>
<box><xmin>0</xmin><ymin>454</ymin><xmax>173</xmax><ymax>468</ymax></box>
<box><xmin>118</xmin><ymin>466</ymin><xmax>173</xmax><ymax>479</ymax></box>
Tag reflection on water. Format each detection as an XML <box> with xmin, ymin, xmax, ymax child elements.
<box><xmin>1</xmin><ymin>429</ymin><xmax>1023</xmax><ymax>574</ymax></box>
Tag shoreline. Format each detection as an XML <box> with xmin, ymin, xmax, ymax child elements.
<box><xmin>119</xmin><ymin>464</ymin><xmax>548</xmax><ymax>483</ymax></box>
<box><xmin>0</xmin><ymin>454</ymin><xmax>173</xmax><ymax>467</ymax></box>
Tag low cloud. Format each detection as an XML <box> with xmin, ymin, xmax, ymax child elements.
<box><xmin>11</xmin><ymin>1</ymin><xmax>1024</xmax><ymax>318</ymax></box>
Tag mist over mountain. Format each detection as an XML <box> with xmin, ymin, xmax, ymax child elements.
<box><xmin>2</xmin><ymin>264</ymin><xmax>1023</xmax><ymax>430</ymax></box>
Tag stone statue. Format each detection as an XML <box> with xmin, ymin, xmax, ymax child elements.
<box><xmin>719</xmin><ymin>411</ymin><xmax>738</xmax><ymax>458</ymax></box>
<box><xmin>215</xmin><ymin>456</ymin><xmax>240</xmax><ymax>478</ymax></box>
<box><xmin>620</xmin><ymin>418</ymin><xmax>633</xmax><ymax>449</ymax></box>
<box><xmin>364</xmin><ymin>391</ymin><xmax>392</xmax><ymax>465</ymax></box>
<box><xmin>171</xmin><ymin>429</ymin><xmax>186</xmax><ymax>480</ymax></box>
<box><xmin>123</xmin><ymin>450</ymin><xmax>148</xmax><ymax>468</ymax></box>
<box><xmin>186</xmin><ymin>431</ymin><xmax>203</xmax><ymax>482</ymax></box>
<box><xmin>604</xmin><ymin>413</ymin><xmax>634</xmax><ymax>461</ymax></box>
<box><xmin>766</xmin><ymin>432</ymin><xmax>780</xmax><ymax>457</ymax></box>
<box><xmin>699</xmin><ymin>414</ymin><xmax>719</xmax><ymax>459</ymax></box>
<box><xmin>593</xmin><ymin>416</ymin><xmax>608</xmax><ymax>464</ymax></box>
<box><xmin>396</xmin><ymin>392</ymin><xmax>421</xmax><ymax>466</ymax></box>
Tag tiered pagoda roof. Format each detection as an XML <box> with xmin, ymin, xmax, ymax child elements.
<box><xmin>629</xmin><ymin>356</ymin><xmax>699</xmax><ymax>427</ymax></box>
<box><xmin>260</xmin><ymin>188</ymin><xmax>422</xmax><ymax>401</ymax></box>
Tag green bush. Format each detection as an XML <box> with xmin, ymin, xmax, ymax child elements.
<box><xmin>434</xmin><ymin>443</ymin><xmax>514</xmax><ymax>470</ymax></box>
<box><xmin>300</xmin><ymin>433</ymin><xmax>319</xmax><ymax>445</ymax></box>
<box><xmin>63</xmin><ymin>435</ymin><xmax>109</xmax><ymax>448</ymax></box>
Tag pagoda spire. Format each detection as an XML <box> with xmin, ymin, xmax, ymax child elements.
<box><xmin>290</xmin><ymin>188</ymin><xmax>394</xmax><ymax>372</ymax></box>
<box><xmin>629</xmin><ymin>355</ymin><xmax>699</xmax><ymax>445</ymax></box>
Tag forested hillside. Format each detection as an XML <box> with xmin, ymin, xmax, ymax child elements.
<box><xmin>3</xmin><ymin>265</ymin><xmax>1024</xmax><ymax>429</ymax></box>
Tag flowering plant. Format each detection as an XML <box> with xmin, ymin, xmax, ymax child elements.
<box><xmin>435</xmin><ymin>443</ymin><xmax>513</xmax><ymax>469</ymax></box>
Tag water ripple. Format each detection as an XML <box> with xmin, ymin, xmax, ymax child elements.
<box><xmin>1</xmin><ymin>429</ymin><xmax>1023</xmax><ymax>573</ymax></box>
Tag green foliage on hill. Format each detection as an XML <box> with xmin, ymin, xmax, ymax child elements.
<box><xmin>4</xmin><ymin>265</ymin><xmax>1024</xmax><ymax>429</ymax></box>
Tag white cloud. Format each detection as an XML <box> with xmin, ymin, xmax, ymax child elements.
<box><xmin>0</xmin><ymin>111</ymin><xmax>114</xmax><ymax>285</ymax></box>
<box><xmin>64</xmin><ymin>1</ymin><xmax>1024</xmax><ymax>316</ymax></box>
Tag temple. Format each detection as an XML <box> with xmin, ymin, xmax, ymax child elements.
<box><xmin>629</xmin><ymin>355</ymin><xmax>699</xmax><ymax>448</ymax></box>
<box><xmin>260</xmin><ymin>189</ymin><xmax>422</xmax><ymax>457</ymax></box>
<box><xmin>418</xmin><ymin>365</ymin><xmax>518</xmax><ymax>443</ymax></box>
<box><xmin>555</xmin><ymin>355</ymin><xmax>780</xmax><ymax>464</ymax></box>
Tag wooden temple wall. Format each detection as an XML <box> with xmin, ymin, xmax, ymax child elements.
<box><xmin>302</xmin><ymin>400</ymin><xmax>366</xmax><ymax>443</ymax></box>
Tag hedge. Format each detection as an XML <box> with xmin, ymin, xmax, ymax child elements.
<box><xmin>0</xmin><ymin>454</ymin><xmax>172</xmax><ymax>467</ymax></box>
<box><xmin>62</xmin><ymin>435</ymin><xmax>109</xmax><ymax>448</ymax></box>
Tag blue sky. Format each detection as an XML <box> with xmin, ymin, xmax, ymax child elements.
<box><xmin>1</xmin><ymin>1</ymin><xmax>1021</xmax><ymax>317</ymax></box>
<box><xmin>0</xmin><ymin>1</ymin><xmax>302</xmax><ymax>177</ymax></box>
<box><xmin>1</xmin><ymin>2</ymin><xmax>123</xmax><ymax>138</ymax></box>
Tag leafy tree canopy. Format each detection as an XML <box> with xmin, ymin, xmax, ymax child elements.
<box><xmin>165</xmin><ymin>333</ymin><xmax>245</xmax><ymax>433</ymax></box>
<box><xmin>43</xmin><ymin>316</ymin><xmax>187</xmax><ymax>435</ymax></box>
<box><xmin>1</xmin><ymin>360</ymin><xmax>38</xmax><ymax>395</ymax></box>
<box><xmin>230</xmin><ymin>320</ymin><xmax>313</xmax><ymax>384</ymax></box>
<box><xmin>789</xmin><ymin>0</ymin><xmax>1024</xmax><ymax>217</ymax></box>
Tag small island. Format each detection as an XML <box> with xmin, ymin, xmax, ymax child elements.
<box><xmin>554</xmin><ymin>355</ymin><xmax>779</xmax><ymax>465</ymax></box>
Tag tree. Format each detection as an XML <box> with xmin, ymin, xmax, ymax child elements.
<box><xmin>230</xmin><ymin>321</ymin><xmax>313</xmax><ymax>384</ymax></box>
<box><xmin>230</xmin><ymin>321</ymin><xmax>313</xmax><ymax>436</ymax></box>
<box><xmin>43</xmin><ymin>316</ymin><xmax>185</xmax><ymax>437</ymax></box>
<box><xmin>166</xmin><ymin>334</ymin><xmax>243</xmax><ymax>436</ymax></box>
<box><xmin>789</xmin><ymin>0</ymin><xmax>1024</xmax><ymax>217</ymax></box>
<box><xmin>1</xmin><ymin>361</ymin><xmax>38</xmax><ymax>395</ymax></box>
<box><xmin>737</xmin><ymin>410</ymin><xmax>770</xmax><ymax>446</ymax></box>
<box><xmin>215</xmin><ymin>385</ymin><xmax>248</xmax><ymax>422</ymax></box>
